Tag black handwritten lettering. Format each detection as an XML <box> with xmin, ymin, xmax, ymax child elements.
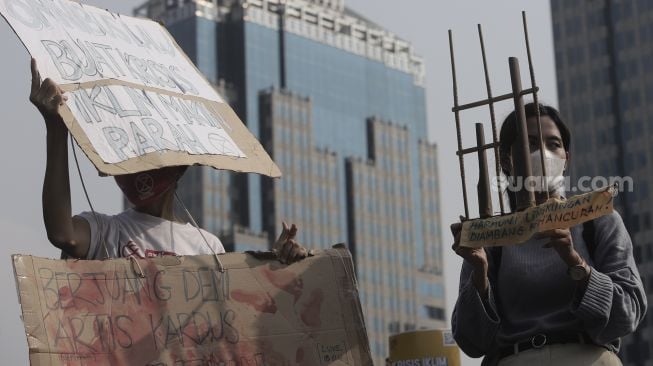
<box><xmin>198</xmin><ymin>267</ymin><xmax>225</xmax><ymax>302</ymax></box>
<box><xmin>53</xmin><ymin>318</ymin><xmax>73</xmax><ymax>350</ymax></box>
<box><xmin>148</xmin><ymin>60</ymin><xmax>178</xmax><ymax>89</ymax></box>
<box><xmin>153</xmin><ymin>270</ymin><xmax>172</xmax><ymax>301</ymax></box>
<box><xmin>6</xmin><ymin>0</ymin><xmax>45</xmax><ymax>30</ymax></box>
<box><xmin>183</xmin><ymin>270</ymin><xmax>200</xmax><ymax>302</ymax></box>
<box><xmin>41</xmin><ymin>40</ymin><xmax>83</xmax><ymax>81</ymax></box>
<box><xmin>167</xmin><ymin>122</ymin><xmax>208</xmax><ymax>154</ymax></box>
<box><xmin>26</xmin><ymin>0</ymin><xmax>72</xmax><ymax>30</ymax></box>
<box><xmin>150</xmin><ymin>311</ymin><xmax>239</xmax><ymax>351</ymax></box>
<box><xmin>67</xmin><ymin>5</ymin><xmax>106</xmax><ymax>36</ymax></box>
<box><xmin>103</xmin><ymin>127</ymin><xmax>135</xmax><ymax>160</ymax></box>
<box><xmin>131</xmin><ymin>121</ymin><xmax>160</xmax><ymax>155</ymax></box>
<box><xmin>142</xmin><ymin>118</ymin><xmax>179</xmax><ymax>151</ymax></box>
<box><xmin>201</xmin><ymin>104</ymin><xmax>228</xmax><ymax>130</ymax></box>
<box><xmin>182</xmin><ymin>268</ymin><xmax>228</xmax><ymax>303</ymax></box>
<box><xmin>104</xmin><ymin>86</ymin><xmax>143</xmax><ymax>118</ymax></box>
<box><xmin>208</xmin><ymin>133</ymin><xmax>238</xmax><ymax>155</ymax></box>
<box><xmin>115</xmin><ymin>315</ymin><xmax>134</xmax><ymax>348</ymax></box>
<box><xmin>93</xmin><ymin>43</ymin><xmax>126</xmax><ymax>76</ymax></box>
<box><xmin>84</xmin><ymin>42</ymin><xmax>119</xmax><ymax>77</ymax></box>
<box><xmin>175</xmin><ymin>313</ymin><xmax>198</xmax><ymax>346</ymax></box>
<box><xmin>121</xmin><ymin>271</ymin><xmax>150</xmax><ymax>305</ymax></box>
<box><xmin>82</xmin><ymin>273</ymin><xmax>107</xmax><ymax>306</ymax></box>
<box><xmin>29</xmin><ymin>0</ymin><xmax>87</xmax><ymax>34</ymax></box>
<box><xmin>70</xmin><ymin>38</ymin><xmax>100</xmax><ymax>77</ymax></box>
<box><xmin>75</xmin><ymin>86</ymin><xmax>116</xmax><ymax>122</ymax></box>
<box><xmin>40</xmin><ymin>268</ymin><xmax>62</xmax><ymax>310</ymax></box>
<box><xmin>8</xmin><ymin>0</ymin><xmax>175</xmax><ymax>56</ymax></box>
<box><xmin>69</xmin><ymin>316</ymin><xmax>97</xmax><ymax>353</ymax></box>
<box><xmin>157</xmin><ymin>94</ymin><xmax>187</xmax><ymax>123</ymax></box>
<box><xmin>169</xmin><ymin>65</ymin><xmax>199</xmax><ymax>95</ymax></box>
<box><xmin>93</xmin><ymin>315</ymin><xmax>117</xmax><ymax>352</ymax></box>
<box><xmin>223</xmin><ymin>310</ymin><xmax>239</xmax><ymax>344</ymax></box>
<box><xmin>50</xmin><ymin>313</ymin><xmax>137</xmax><ymax>353</ymax></box>
<box><xmin>164</xmin><ymin>316</ymin><xmax>182</xmax><ymax>348</ymax></box>
<box><xmin>104</xmin><ymin>271</ymin><xmax>122</xmax><ymax>301</ymax></box>
<box><xmin>126</xmin><ymin>52</ymin><xmax>160</xmax><ymax>85</ymax></box>
<box><xmin>94</xmin><ymin>13</ymin><xmax>131</xmax><ymax>44</ymax></box>
<box><xmin>123</xmin><ymin>22</ymin><xmax>175</xmax><ymax>56</ymax></box>
<box><xmin>67</xmin><ymin>273</ymin><xmax>98</xmax><ymax>308</ymax></box>
<box><xmin>123</xmin><ymin>87</ymin><xmax>159</xmax><ymax>118</ymax></box>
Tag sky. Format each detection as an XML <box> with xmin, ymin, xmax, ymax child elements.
<box><xmin>0</xmin><ymin>1</ymin><xmax>556</xmax><ymax>365</ymax></box>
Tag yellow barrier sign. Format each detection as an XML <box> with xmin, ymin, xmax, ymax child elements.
<box><xmin>388</xmin><ymin>329</ymin><xmax>461</xmax><ymax>366</ymax></box>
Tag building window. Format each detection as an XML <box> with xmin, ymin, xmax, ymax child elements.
<box><xmin>388</xmin><ymin>321</ymin><xmax>401</xmax><ymax>334</ymax></box>
<box><xmin>424</xmin><ymin>305</ymin><xmax>445</xmax><ymax>321</ymax></box>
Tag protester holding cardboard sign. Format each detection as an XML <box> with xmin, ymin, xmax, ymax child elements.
<box><xmin>31</xmin><ymin>59</ymin><xmax>307</xmax><ymax>263</ymax></box>
<box><xmin>451</xmin><ymin>103</ymin><xmax>646</xmax><ymax>366</ymax></box>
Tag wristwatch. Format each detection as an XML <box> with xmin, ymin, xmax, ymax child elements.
<box><xmin>567</xmin><ymin>260</ymin><xmax>591</xmax><ymax>281</ymax></box>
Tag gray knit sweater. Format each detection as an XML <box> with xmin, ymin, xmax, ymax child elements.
<box><xmin>451</xmin><ymin>211</ymin><xmax>647</xmax><ymax>365</ymax></box>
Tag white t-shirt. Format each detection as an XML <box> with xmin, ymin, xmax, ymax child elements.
<box><xmin>77</xmin><ymin>209</ymin><xmax>225</xmax><ymax>259</ymax></box>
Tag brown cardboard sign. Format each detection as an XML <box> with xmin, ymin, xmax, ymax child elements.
<box><xmin>460</xmin><ymin>187</ymin><xmax>616</xmax><ymax>248</ymax></box>
<box><xmin>0</xmin><ymin>0</ymin><xmax>281</xmax><ymax>177</ymax></box>
<box><xmin>12</xmin><ymin>248</ymin><xmax>372</xmax><ymax>365</ymax></box>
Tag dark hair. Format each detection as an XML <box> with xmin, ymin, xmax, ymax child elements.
<box><xmin>499</xmin><ymin>102</ymin><xmax>571</xmax><ymax>176</ymax></box>
<box><xmin>499</xmin><ymin>103</ymin><xmax>571</xmax><ymax>210</ymax></box>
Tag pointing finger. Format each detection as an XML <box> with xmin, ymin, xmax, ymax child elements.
<box><xmin>30</xmin><ymin>58</ymin><xmax>41</xmax><ymax>96</ymax></box>
<box><xmin>278</xmin><ymin>221</ymin><xmax>290</xmax><ymax>242</ymax></box>
<box><xmin>288</xmin><ymin>223</ymin><xmax>298</xmax><ymax>239</ymax></box>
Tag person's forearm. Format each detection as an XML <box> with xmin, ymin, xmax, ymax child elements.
<box><xmin>42</xmin><ymin>119</ymin><xmax>74</xmax><ymax>249</ymax></box>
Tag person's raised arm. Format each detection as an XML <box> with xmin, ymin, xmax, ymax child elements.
<box><xmin>30</xmin><ymin>59</ymin><xmax>90</xmax><ymax>258</ymax></box>
<box><xmin>451</xmin><ymin>219</ymin><xmax>501</xmax><ymax>357</ymax></box>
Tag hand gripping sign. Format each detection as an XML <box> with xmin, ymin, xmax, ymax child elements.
<box><xmin>0</xmin><ymin>0</ymin><xmax>281</xmax><ymax>177</ymax></box>
<box><xmin>460</xmin><ymin>186</ymin><xmax>616</xmax><ymax>248</ymax></box>
<box><xmin>448</xmin><ymin>12</ymin><xmax>613</xmax><ymax>248</ymax></box>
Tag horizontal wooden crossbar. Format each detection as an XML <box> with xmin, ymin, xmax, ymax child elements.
<box><xmin>456</xmin><ymin>142</ymin><xmax>500</xmax><ymax>156</ymax></box>
<box><xmin>452</xmin><ymin>87</ymin><xmax>539</xmax><ymax>112</ymax></box>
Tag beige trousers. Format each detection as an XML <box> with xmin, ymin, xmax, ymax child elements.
<box><xmin>498</xmin><ymin>344</ymin><xmax>622</xmax><ymax>366</ymax></box>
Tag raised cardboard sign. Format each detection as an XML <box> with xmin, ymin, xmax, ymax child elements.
<box><xmin>0</xmin><ymin>0</ymin><xmax>281</xmax><ymax>177</ymax></box>
<box><xmin>460</xmin><ymin>187</ymin><xmax>616</xmax><ymax>248</ymax></box>
<box><xmin>13</xmin><ymin>248</ymin><xmax>372</xmax><ymax>366</ymax></box>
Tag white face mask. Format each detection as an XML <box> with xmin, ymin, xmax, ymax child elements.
<box><xmin>530</xmin><ymin>149</ymin><xmax>566</xmax><ymax>194</ymax></box>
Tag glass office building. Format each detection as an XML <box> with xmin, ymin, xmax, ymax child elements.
<box><xmin>551</xmin><ymin>0</ymin><xmax>652</xmax><ymax>364</ymax></box>
<box><xmin>136</xmin><ymin>0</ymin><xmax>445</xmax><ymax>362</ymax></box>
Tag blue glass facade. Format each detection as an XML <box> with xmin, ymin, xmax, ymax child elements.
<box><xmin>284</xmin><ymin>32</ymin><xmax>429</xmax><ymax>268</ymax></box>
<box><xmin>285</xmin><ymin>32</ymin><xmax>427</xmax><ymax>153</ymax></box>
<box><xmin>552</xmin><ymin>1</ymin><xmax>653</xmax><ymax>364</ymax></box>
<box><xmin>150</xmin><ymin>1</ymin><xmax>444</xmax><ymax>363</ymax></box>
<box><xmin>242</xmin><ymin>22</ymin><xmax>282</xmax><ymax>232</ymax></box>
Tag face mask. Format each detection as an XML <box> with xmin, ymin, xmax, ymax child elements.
<box><xmin>530</xmin><ymin>149</ymin><xmax>566</xmax><ymax>194</ymax></box>
<box><xmin>115</xmin><ymin>166</ymin><xmax>187</xmax><ymax>207</ymax></box>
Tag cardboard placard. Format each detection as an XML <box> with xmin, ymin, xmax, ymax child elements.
<box><xmin>0</xmin><ymin>0</ymin><xmax>281</xmax><ymax>177</ymax></box>
<box><xmin>460</xmin><ymin>187</ymin><xmax>616</xmax><ymax>248</ymax></box>
<box><xmin>12</xmin><ymin>248</ymin><xmax>372</xmax><ymax>365</ymax></box>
